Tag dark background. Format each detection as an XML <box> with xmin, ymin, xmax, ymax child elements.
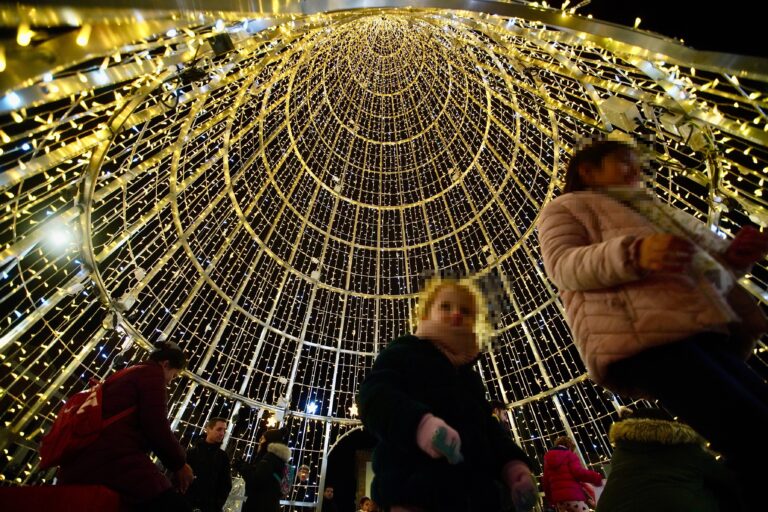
<box><xmin>324</xmin><ymin>429</ymin><xmax>377</xmax><ymax>512</ymax></box>
<box><xmin>583</xmin><ymin>0</ymin><xmax>764</xmax><ymax>58</ymax></box>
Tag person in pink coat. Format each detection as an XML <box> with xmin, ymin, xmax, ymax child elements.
<box><xmin>541</xmin><ymin>436</ymin><xmax>603</xmax><ymax>512</ymax></box>
<box><xmin>537</xmin><ymin>138</ymin><xmax>768</xmax><ymax>510</ymax></box>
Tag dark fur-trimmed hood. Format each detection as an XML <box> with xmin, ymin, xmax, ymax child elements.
<box><xmin>609</xmin><ymin>418</ymin><xmax>705</xmax><ymax>447</ymax></box>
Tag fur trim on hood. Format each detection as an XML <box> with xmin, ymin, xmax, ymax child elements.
<box><xmin>609</xmin><ymin>418</ymin><xmax>704</xmax><ymax>447</ymax></box>
<box><xmin>267</xmin><ymin>442</ymin><xmax>291</xmax><ymax>462</ymax></box>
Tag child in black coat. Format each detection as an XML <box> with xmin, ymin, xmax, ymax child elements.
<box><xmin>359</xmin><ymin>277</ymin><xmax>538</xmax><ymax>512</ymax></box>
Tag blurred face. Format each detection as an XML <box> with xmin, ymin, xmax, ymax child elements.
<box><xmin>424</xmin><ymin>285</ymin><xmax>477</xmax><ymax>332</ymax></box>
<box><xmin>580</xmin><ymin>149</ymin><xmax>642</xmax><ymax>189</ymax></box>
<box><xmin>160</xmin><ymin>360</ymin><xmax>181</xmax><ymax>385</ymax></box>
<box><xmin>363</xmin><ymin>501</ymin><xmax>374</xmax><ymax>512</ymax></box>
<box><xmin>493</xmin><ymin>407</ymin><xmax>509</xmax><ymax>426</ymax></box>
<box><xmin>205</xmin><ymin>421</ymin><xmax>227</xmax><ymax>444</ymax></box>
<box><xmin>298</xmin><ymin>467</ymin><xmax>309</xmax><ymax>482</ymax></box>
<box><xmin>323</xmin><ymin>487</ymin><xmax>334</xmax><ymax>499</ymax></box>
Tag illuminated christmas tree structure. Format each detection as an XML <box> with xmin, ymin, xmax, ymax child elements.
<box><xmin>1</xmin><ymin>2</ymin><xmax>766</xmax><ymax>508</ymax></box>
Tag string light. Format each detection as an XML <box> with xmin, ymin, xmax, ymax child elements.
<box><xmin>76</xmin><ymin>24</ymin><xmax>92</xmax><ymax>47</ymax></box>
<box><xmin>16</xmin><ymin>22</ymin><xmax>33</xmax><ymax>46</ymax></box>
<box><xmin>0</xmin><ymin>8</ymin><xmax>766</xmax><ymax>502</ymax></box>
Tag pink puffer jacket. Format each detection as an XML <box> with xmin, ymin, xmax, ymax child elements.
<box><xmin>541</xmin><ymin>446</ymin><xmax>603</xmax><ymax>505</ymax></box>
<box><xmin>537</xmin><ymin>191</ymin><xmax>739</xmax><ymax>391</ymax></box>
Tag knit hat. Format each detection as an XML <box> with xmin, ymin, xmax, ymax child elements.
<box><xmin>262</xmin><ymin>428</ymin><xmax>286</xmax><ymax>446</ymax></box>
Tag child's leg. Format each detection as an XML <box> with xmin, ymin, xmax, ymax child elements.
<box><xmin>608</xmin><ymin>332</ymin><xmax>768</xmax><ymax>453</ymax></box>
<box><xmin>606</xmin><ymin>332</ymin><xmax>768</xmax><ymax>508</ymax></box>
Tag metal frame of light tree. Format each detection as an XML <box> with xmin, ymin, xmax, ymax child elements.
<box><xmin>1</xmin><ymin>2</ymin><xmax>766</xmax><ymax>508</ymax></box>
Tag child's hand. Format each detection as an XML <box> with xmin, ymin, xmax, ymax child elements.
<box><xmin>432</xmin><ymin>426</ymin><xmax>464</xmax><ymax>464</ymax></box>
<box><xmin>502</xmin><ymin>460</ymin><xmax>538</xmax><ymax>512</ymax></box>
<box><xmin>637</xmin><ymin>234</ymin><xmax>694</xmax><ymax>272</ymax></box>
<box><xmin>724</xmin><ymin>225</ymin><xmax>768</xmax><ymax>268</ymax></box>
<box><xmin>416</xmin><ymin>413</ymin><xmax>462</xmax><ymax>462</ymax></box>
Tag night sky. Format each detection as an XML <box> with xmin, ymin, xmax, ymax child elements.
<box><xmin>584</xmin><ymin>0</ymin><xmax>764</xmax><ymax>58</ymax></box>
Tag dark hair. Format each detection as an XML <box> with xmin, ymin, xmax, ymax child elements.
<box><xmin>623</xmin><ymin>407</ymin><xmax>675</xmax><ymax>422</ymax></box>
<box><xmin>563</xmin><ymin>139</ymin><xmax>635</xmax><ymax>193</ymax></box>
<box><xmin>360</xmin><ymin>497</ymin><xmax>371</xmax><ymax>506</ymax></box>
<box><xmin>263</xmin><ymin>428</ymin><xmax>286</xmax><ymax>445</ymax></box>
<box><xmin>148</xmin><ymin>341</ymin><xmax>187</xmax><ymax>369</ymax></box>
<box><xmin>206</xmin><ymin>416</ymin><xmax>228</xmax><ymax>429</ymax></box>
<box><xmin>489</xmin><ymin>400</ymin><xmax>505</xmax><ymax>410</ymax></box>
<box><xmin>256</xmin><ymin>428</ymin><xmax>286</xmax><ymax>458</ymax></box>
<box><xmin>553</xmin><ymin>435</ymin><xmax>576</xmax><ymax>450</ymax></box>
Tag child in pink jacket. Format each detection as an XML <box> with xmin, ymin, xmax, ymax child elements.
<box><xmin>359</xmin><ymin>278</ymin><xmax>538</xmax><ymax>512</ymax></box>
<box><xmin>541</xmin><ymin>436</ymin><xmax>603</xmax><ymax>512</ymax></box>
<box><xmin>537</xmin><ymin>138</ymin><xmax>768</xmax><ymax>510</ymax></box>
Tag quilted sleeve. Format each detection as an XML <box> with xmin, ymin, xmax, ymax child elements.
<box><xmin>538</xmin><ymin>199</ymin><xmax>644</xmax><ymax>291</ymax></box>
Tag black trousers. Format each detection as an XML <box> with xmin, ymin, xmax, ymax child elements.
<box><xmin>607</xmin><ymin>331</ymin><xmax>768</xmax><ymax>509</ymax></box>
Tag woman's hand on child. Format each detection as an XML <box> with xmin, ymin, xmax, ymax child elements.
<box><xmin>502</xmin><ymin>460</ymin><xmax>538</xmax><ymax>512</ymax></box>
<box><xmin>637</xmin><ymin>234</ymin><xmax>694</xmax><ymax>272</ymax></box>
<box><xmin>416</xmin><ymin>413</ymin><xmax>461</xmax><ymax>461</ymax></box>
<box><xmin>724</xmin><ymin>225</ymin><xmax>768</xmax><ymax>268</ymax></box>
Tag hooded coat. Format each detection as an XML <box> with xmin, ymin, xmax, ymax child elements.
<box><xmin>541</xmin><ymin>445</ymin><xmax>603</xmax><ymax>505</ymax></box>
<box><xmin>240</xmin><ymin>442</ymin><xmax>291</xmax><ymax>512</ymax></box>
<box><xmin>596</xmin><ymin>418</ymin><xmax>744</xmax><ymax>512</ymax></box>
<box><xmin>358</xmin><ymin>335</ymin><xmax>532</xmax><ymax>512</ymax></box>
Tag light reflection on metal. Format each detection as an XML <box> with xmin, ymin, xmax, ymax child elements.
<box><xmin>1</xmin><ymin>2</ymin><xmax>767</xmax><ymax>492</ymax></box>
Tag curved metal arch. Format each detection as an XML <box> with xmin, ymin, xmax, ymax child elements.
<box><xmin>326</xmin><ymin>424</ymin><xmax>365</xmax><ymax>454</ymax></box>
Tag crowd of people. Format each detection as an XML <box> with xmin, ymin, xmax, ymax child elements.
<box><xmin>40</xmin><ymin>138</ymin><xmax>767</xmax><ymax>511</ymax></box>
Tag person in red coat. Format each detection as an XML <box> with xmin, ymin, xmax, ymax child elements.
<box><xmin>57</xmin><ymin>342</ymin><xmax>194</xmax><ymax>511</ymax></box>
<box><xmin>541</xmin><ymin>436</ymin><xmax>604</xmax><ymax>512</ymax></box>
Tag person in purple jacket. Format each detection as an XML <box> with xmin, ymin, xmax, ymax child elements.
<box><xmin>57</xmin><ymin>342</ymin><xmax>194</xmax><ymax>511</ymax></box>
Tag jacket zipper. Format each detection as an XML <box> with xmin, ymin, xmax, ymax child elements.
<box><xmin>620</xmin><ymin>289</ymin><xmax>637</xmax><ymax>322</ymax></box>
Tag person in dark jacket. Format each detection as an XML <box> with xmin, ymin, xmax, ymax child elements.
<box><xmin>239</xmin><ymin>428</ymin><xmax>291</xmax><ymax>512</ymax></box>
<box><xmin>359</xmin><ymin>277</ymin><xmax>538</xmax><ymax>512</ymax></box>
<box><xmin>541</xmin><ymin>436</ymin><xmax>604</xmax><ymax>511</ymax></box>
<box><xmin>596</xmin><ymin>408</ymin><xmax>744</xmax><ymax>512</ymax></box>
<box><xmin>57</xmin><ymin>342</ymin><xmax>194</xmax><ymax>511</ymax></box>
<box><xmin>186</xmin><ymin>417</ymin><xmax>233</xmax><ymax>512</ymax></box>
<box><xmin>320</xmin><ymin>486</ymin><xmax>338</xmax><ymax>512</ymax></box>
<box><xmin>490</xmin><ymin>400</ymin><xmax>511</xmax><ymax>431</ymax></box>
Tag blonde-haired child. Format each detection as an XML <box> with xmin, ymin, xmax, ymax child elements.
<box><xmin>359</xmin><ymin>277</ymin><xmax>538</xmax><ymax>512</ymax></box>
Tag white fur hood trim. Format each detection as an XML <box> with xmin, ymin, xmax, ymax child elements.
<box><xmin>267</xmin><ymin>442</ymin><xmax>291</xmax><ymax>462</ymax></box>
